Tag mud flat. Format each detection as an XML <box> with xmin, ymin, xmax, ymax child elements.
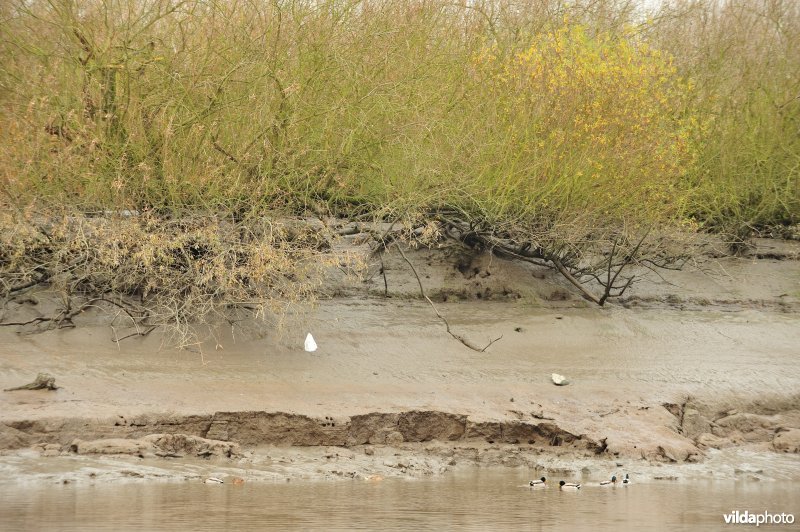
<box><xmin>1</xmin><ymin>239</ymin><xmax>799</xmax><ymax>484</ymax></box>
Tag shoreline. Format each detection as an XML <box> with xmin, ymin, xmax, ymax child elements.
<box><xmin>2</xmin><ymin>239</ymin><xmax>799</xmax><ymax>484</ymax></box>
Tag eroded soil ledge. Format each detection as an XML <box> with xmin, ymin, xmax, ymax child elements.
<box><xmin>3</xmin><ymin>410</ymin><xmax>599</xmax><ymax>455</ymax></box>
<box><xmin>3</xmin><ymin>401</ymin><xmax>800</xmax><ymax>466</ymax></box>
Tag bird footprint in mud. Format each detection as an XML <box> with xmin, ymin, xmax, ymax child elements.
<box><xmin>321</xmin><ymin>416</ymin><xmax>336</xmax><ymax>427</ymax></box>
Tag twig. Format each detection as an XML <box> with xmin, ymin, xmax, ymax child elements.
<box><xmin>113</xmin><ymin>326</ymin><xmax>157</xmax><ymax>343</ymax></box>
<box><xmin>479</xmin><ymin>335</ymin><xmax>503</xmax><ymax>352</ymax></box>
<box><xmin>96</xmin><ymin>297</ymin><xmax>149</xmax><ymax>321</ymax></box>
<box><xmin>379</xmin><ymin>252</ymin><xmax>388</xmax><ymax>297</ymax></box>
<box><xmin>598</xmin><ymin>230</ymin><xmax>650</xmax><ymax>305</ymax></box>
<box><xmin>394</xmin><ymin>243</ymin><xmax>501</xmax><ymax>352</ymax></box>
<box><xmin>369</xmin><ymin>211</ymin><xmax>408</xmax><ymax>256</ymax></box>
<box><xmin>212</xmin><ymin>138</ymin><xmax>241</xmax><ymax>165</ymax></box>
<box><xmin>0</xmin><ymin>316</ymin><xmax>51</xmax><ymax>327</ymax></box>
<box><xmin>0</xmin><ymin>296</ymin><xmax>147</xmax><ymax>332</ymax></box>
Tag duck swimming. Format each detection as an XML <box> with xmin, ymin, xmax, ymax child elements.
<box><xmin>529</xmin><ymin>477</ymin><xmax>547</xmax><ymax>487</ymax></box>
<box><xmin>599</xmin><ymin>475</ymin><xmax>617</xmax><ymax>486</ymax></box>
<box><xmin>559</xmin><ymin>481</ymin><xmax>581</xmax><ymax>490</ymax></box>
<box><xmin>622</xmin><ymin>474</ymin><xmax>631</xmax><ymax>485</ymax></box>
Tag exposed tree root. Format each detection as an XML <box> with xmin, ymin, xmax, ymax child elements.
<box><xmin>436</xmin><ymin>213</ymin><xmax>687</xmax><ymax>307</ymax></box>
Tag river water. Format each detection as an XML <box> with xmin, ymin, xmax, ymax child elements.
<box><xmin>1</xmin><ymin>469</ymin><xmax>797</xmax><ymax>531</ymax></box>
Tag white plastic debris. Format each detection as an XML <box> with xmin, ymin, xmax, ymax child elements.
<box><xmin>551</xmin><ymin>373</ymin><xmax>570</xmax><ymax>386</ymax></box>
<box><xmin>304</xmin><ymin>333</ymin><xmax>318</xmax><ymax>352</ymax></box>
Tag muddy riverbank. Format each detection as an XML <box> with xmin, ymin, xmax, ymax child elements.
<box><xmin>1</xmin><ymin>238</ymin><xmax>799</xmax><ymax>483</ymax></box>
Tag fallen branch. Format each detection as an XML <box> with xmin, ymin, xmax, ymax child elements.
<box><xmin>0</xmin><ymin>296</ymin><xmax>148</xmax><ymax>333</ymax></box>
<box><xmin>0</xmin><ymin>316</ymin><xmax>52</xmax><ymax>327</ymax></box>
<box><xmin>551</xmin><ymin>257</ymin><xmax>601</xmax><ymax>305</ymax></box>
<box><xmin>113</xmin><ymin>326</ymin><xmax>157</xmax><ymax>343</ymax></box>
<box><xmin>395</xmin><ymin>243</ymin><xmax>502</xmax><ymax>352</ymax></box>
<box><xmin>6</xmin><ymin>273</ymin><xmax>50</xmax><ymax>296</ymax></box>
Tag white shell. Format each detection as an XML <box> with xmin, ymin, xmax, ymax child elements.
<box><xmin>304</xmin><ymin>333</ymin><xmax>318</xmax><ymax>352</ymax></box>
<box><xmin>551</xmin><ymin>373</ymin><xmax>569</xmax><ymax>385</ymax></box>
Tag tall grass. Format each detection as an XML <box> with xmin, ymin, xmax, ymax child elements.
<box><xmin>0</xmin><ymin>0</ymin><xmax>797</xmax><ymax>236</ymax></box>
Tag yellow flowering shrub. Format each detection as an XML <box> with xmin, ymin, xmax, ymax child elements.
<box><xmin>472</xmin><ymin>23</ymin><xmax>702</xmax><ymax>224</ymax></box>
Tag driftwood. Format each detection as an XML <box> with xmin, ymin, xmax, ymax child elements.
<box><xmin>4</xmin><ymin>372</ymin><xmax>59</xmax><ymax>391</ymax></box>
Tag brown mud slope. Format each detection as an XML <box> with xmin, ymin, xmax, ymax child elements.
<box><xmin>1</xmin><ymin>238</ymin><xmax>799</xmax><ymax>480</ymax></box>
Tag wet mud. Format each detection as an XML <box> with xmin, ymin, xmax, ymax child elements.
<box><xmin>1</xmin><ymin>237</ymin><xmax>799</xmax><ymax>483</ymax></box>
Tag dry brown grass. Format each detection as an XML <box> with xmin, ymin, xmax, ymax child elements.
<box><xmin>0</xmin><ymin>205</ymin><xmax>347</xmax><ymax>346</ymax></box>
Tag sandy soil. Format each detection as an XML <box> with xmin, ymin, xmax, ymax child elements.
<box><xmin>1</xmin><ymin>237</ymin><xmax>799</xmax><ymax>483</ymax></box>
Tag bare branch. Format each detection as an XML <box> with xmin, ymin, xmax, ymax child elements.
<box><xmin>113</xmin><ymin>326</ymin><xmax>158</xmax><ymax>343</ymax></box>
<box><xmin>552</xmin><ymin>257</ymin><xmax>603</xmax><ymax>305</ymax></box>
<box><xmin>394</xmin><ymin>243</ymin><xmax>501</xmax><ymax>352</ymax></box>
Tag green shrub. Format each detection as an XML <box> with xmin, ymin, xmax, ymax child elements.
<box><xmin>0</xmin><ymin>0</ymin><xmax>796</xmax><ymax>235</ymax></box>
